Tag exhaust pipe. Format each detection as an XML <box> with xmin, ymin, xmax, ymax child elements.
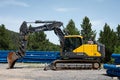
<box><xmin>7</xmin><ymin>52</ymin><xmax>19</xmax><ymax>69</ymax></box>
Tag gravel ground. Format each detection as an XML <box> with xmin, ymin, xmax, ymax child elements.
<box><xmin>0</xmin><ymin>63</ymin><xmax>117</xmax><ymax>80</ymax></box>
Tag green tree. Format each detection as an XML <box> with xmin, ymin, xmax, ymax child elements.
<box><xmin>116</xmin><ymin>24</ymin><xmax>120</xmax><ymax>46</ymax></box>
<box><xmin>113</xmin><ymin>24</ymin><xmax>120</xmax><ymax>53</ymax></box>
<box><xmin>81</xmin><ymin>16</ymin><xmax>96</xmax><ymax>43</ymax></box>
<box><xmin>8</xmin><ymin>30</ymin><xmax>19</xmax><ymax>50</ymax></box>
<box><xmin>0</xmin><ymin>24</ymin><xmax>10</xmax><ymax>50</ymax></box>
<box><xmin>98</xmin><ymin>23</ymin><xmax>117</xmax><ymax>62</ymax></box>
<box><xmin>27</xmin><ymin>31</ymin><xmax>60</xmax><ymax>51</ymax></box>
<box><xmin>114</xmin><ymin>46</ymin><xmax>120</xmax><ymax>53</ymax></box>
<box><xmin>66</xmin><ymin>19</ymin><xmax>79</xmax><ymax>35</ymax></box>
<box><xmin>27</xmin><ymin>31</ymin><xmax>46</xmax><ymax>50</ymax></box>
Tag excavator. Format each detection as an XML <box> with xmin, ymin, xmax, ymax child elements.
<box><xmin>7</xmin><ymin>20</ymin><xmax>105</xmax><ymax>70</ymax></box>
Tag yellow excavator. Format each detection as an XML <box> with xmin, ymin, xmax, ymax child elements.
<box><xmin>7</xmin><ymin>20</ymin><xmax>105</xmax><ymax>70</ymax></box>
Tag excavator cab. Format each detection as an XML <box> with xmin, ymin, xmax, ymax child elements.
<box><xmin>63</xmin><ymin>35</ymin><xmax>83</xmax><ymax>52</ymax></box>
<box><xmin>61</xmin><ymin>35</ymin><xmax>105</xmax><ymax>61</ymax></box>
<box><xmin>61</xmin><ymin>35</ymin><xmax>83</xmax><ymax>59</ymax></box>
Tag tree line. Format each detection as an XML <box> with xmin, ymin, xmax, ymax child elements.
<box><xmin>0</xmin><ymin>16</ymin><xmax>120</xmax><ymax>62</ymax></box>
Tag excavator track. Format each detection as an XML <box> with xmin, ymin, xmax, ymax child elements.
<box><xmin>47</xmin><ymin>60</ymin><xmax>101</xmax><ymax>70</ymax></box>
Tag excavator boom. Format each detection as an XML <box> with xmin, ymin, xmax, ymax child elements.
<box><xmin>7</xmin><ymin>20</ymin><xmax>66</xmax><ymax>69</ymax></box>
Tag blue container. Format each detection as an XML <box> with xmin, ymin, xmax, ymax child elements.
<box><xmin>104</xmin><ymin>53</ymin><xmax>120</xmax><ymax>77</ymax></box>
<box><xmin>114</xmin><ymin>58</ymin><xmax>120</xmax><ymax>64</ymax></box>
<box><xmin>112</xmin><ymin>54</ymin><xmax>120</xmax><ymax>59</ymax></box>
<box><xmin>103</xmin><ymin>64</ymin><xmax>120</xmax><ymax>71</ymax></box>
<box><xmin>107</xmin><ymin>69</ymin><xmax>120</xmax><ymax>77</ymax></box>
<box><xmin>104</xmin><ymin>64</ymin><xmax>115</xmax><ymax>69</ymax></box>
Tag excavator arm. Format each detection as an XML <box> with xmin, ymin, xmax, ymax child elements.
<box><xmin>7</xmin><ymin>20</ymin><xmax>67</xmax><ymax>69</ymax></box>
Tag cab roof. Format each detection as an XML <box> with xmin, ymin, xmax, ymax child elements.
<box><xmin>64</xmin><ymin>35</ymin><xmax>83</xmax><ymax>38</ymax></box>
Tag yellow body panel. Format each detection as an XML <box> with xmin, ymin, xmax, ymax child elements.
<box><xmin>64</xmin><ymin>35</ymin><xmax>102</xmax><ymax>57</ymax></box>
<box><xmin>73</xmin><ymin>44</ymin><xmax>101</xmax><ymax>57</ymax></box>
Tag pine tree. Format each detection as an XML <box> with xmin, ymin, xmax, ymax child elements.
<box><xmin>98</xmin><ymin>23</ymin><xmax>117</xmax><ymax>62</ymax></box>
<box><xmin>66</xmin><ymin>19</ymin><xmax>79</xmax><ymax>35</ymax></box>
<box><xmin>0</xmin><ymin>24</ymin><xmax>10</xmax><ymax>50</ymax></box>
<box><xmin>116</xmin><ymin>24</ymin><xmax>120</xmax><ymax>46</ymax></box>
<box><xmin>81</xmin><ymin>16</ymin><xmax>96</xmax><ymax>43</ymax></box>
<box><xmin>114</xmin><ymin>24</ymin><xmax>120</xmax><ymax>53</ymax></box>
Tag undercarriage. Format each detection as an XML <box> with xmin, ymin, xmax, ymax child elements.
<box><xmin>44</xmin><ymin>59</ymin><xmax>101</xmax><ymax>70</ymax></box>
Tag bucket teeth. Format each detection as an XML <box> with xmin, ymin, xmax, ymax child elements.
<box><xmin>7</xmin><ymin>52</ymin><xmax>18</xmax><ymax>69</ymax></box>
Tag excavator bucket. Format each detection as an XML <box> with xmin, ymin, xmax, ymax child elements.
<box><xmin>7</xmin><ymin>52</ymin><xmax>18</xmax><ymax>69</ymax></box>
